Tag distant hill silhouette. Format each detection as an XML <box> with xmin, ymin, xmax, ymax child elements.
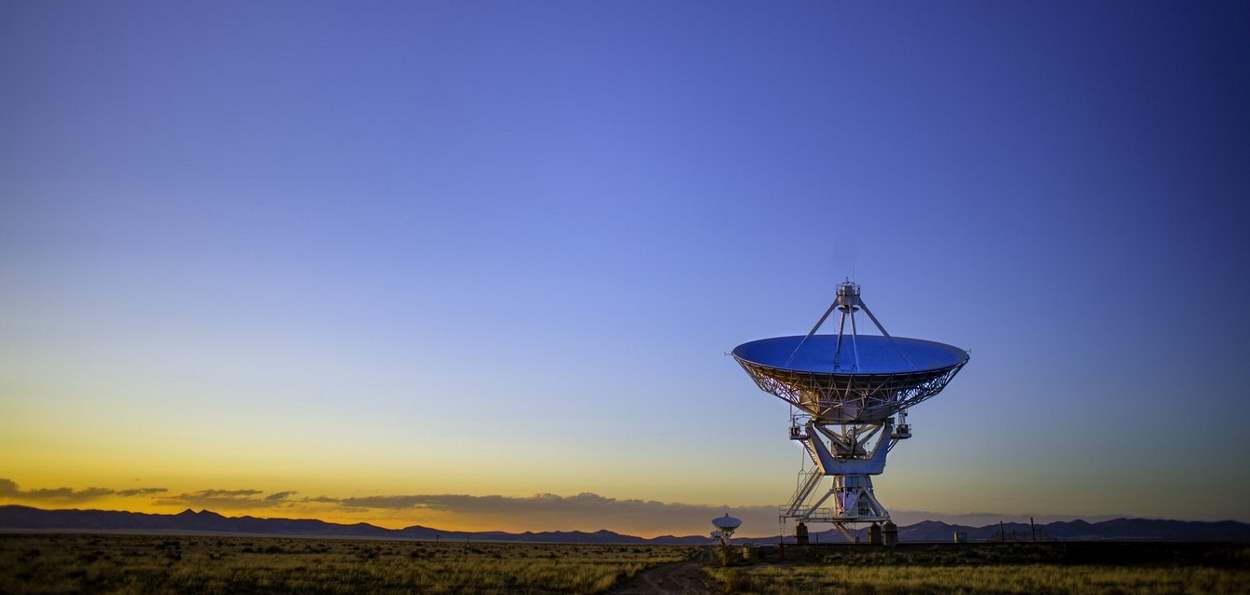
<box><xmin>2</xmin><ymin>505</ymin><xmax>1247</xmax><ymax>544</ymax></box>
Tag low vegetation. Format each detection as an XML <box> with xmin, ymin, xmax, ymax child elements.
<box><xmin>706</xmin><ymin>564</ymin><xmax>1250</xmax><ymax>594</ymax></box>
<box><xmin>6</xmin><ymin>534</ymin><xmax>1250</xmax><ymax>594</ymax></box>
<box><xmin>706</xmin><ymin>543</ymin><xmax>1250</xmax><ymax>594</ymax></box>
<box><xmin>0</xmin><ymin>533</ymin><xmax>695</xmax><ymax>594</ymax></box>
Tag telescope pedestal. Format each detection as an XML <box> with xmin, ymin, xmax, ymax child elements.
<box><xmin>781</xmin><ymin>419</ymin><xmax>898</xmax><ymax>539</ymax></box>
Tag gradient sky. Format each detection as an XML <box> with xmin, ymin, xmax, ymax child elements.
<box><xmin>2</xmin><ymin>1</ymin><xmax>1249</xmax><ymax>537</ymax></box>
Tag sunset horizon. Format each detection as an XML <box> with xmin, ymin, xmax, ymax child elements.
<box><xmin>4</xmin><ymin>476</ymin><xmax>1180</xmax><ymax>539</ymax></box>
<box><xmin>3</xmin><ymin>1</ymin><xmax>1249</xmax><ymax>591</ymax></box>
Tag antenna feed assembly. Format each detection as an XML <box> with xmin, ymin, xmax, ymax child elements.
<box><xmin>834</xmin><ymin>280</ymin><xmax>861</xmax><ymax>311</ymax></box>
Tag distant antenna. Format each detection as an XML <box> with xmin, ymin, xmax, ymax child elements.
<box><xmin>711</xmin><ymin>514</ymin><xmax>741</xmax><ymax>546</ymax></box>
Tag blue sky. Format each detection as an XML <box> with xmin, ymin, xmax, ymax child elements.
<box><xmin>2</xmin><ymin>1</ymin><xmax>1248</xmax><ymax>534</ymax></box>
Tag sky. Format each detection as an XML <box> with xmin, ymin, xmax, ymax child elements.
<box><xmin>2</xmin><ymin>1</ymin><xmax>1249</xmax><ymax>537</ymax></box>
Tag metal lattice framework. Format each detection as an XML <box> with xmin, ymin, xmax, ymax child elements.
<box><xmin>735</xmin><ymin>361</ymin><xmax>966</xmax><ymax>423</ymax></box>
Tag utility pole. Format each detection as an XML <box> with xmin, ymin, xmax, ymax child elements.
<box><xmin>1000</xmin><ymin>521</ymin><xmax>1006</xmax><ymax>543</ymax></box>
<box><xmin>1030</xmin><ymin>517</ymin><xmax>1036</xmax><ymax>542</ymax></box>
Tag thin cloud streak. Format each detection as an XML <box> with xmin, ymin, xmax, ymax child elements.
<box><xmin>115</xmin><ymin>488</ymin><xmax>169</xmax><ymax>497</ymax></box>
<box><xmin>155</xmin><ymin>489</ymin><xmax>296</xmax><ymax>510</ymax></box>
<box><xmin>331</xmin><ymin>492</ymin><xmax>755</xmax><ymax>516</ymax></box>
<box><xmin>0</xmin><ymin>479</ymin><xmax>167</xmax><ymax>503</ymax></box>
<box><xmin>309</xmin><ymin>491</ymin><xmax>778</xmax><ymax>534</ymax></box>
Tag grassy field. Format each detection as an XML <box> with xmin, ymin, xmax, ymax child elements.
<box><xmin>706</xmin><ymin>543</ymin><xmax>1250</xmax><ymax>594</ymax></box>
<box><xmin>5</xmin><ymin>534</ymin><xmax>1250</xmax><ymax>594</ymax></box>
<box><xmin>706</xmin><ymin>564</ymin><xmax>1250</xmax><ymax>594</ymax></box>
<box><xmin>0</xmin><ymin>533</ymin><xmax>695</xmax><ymax>594</ymax></box>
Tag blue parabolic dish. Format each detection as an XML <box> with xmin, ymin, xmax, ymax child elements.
<box><xmin>732</xmin><ymin>335</ymin><xmax>967</xmax><ymax>375</ymax></box>
<box><xmin>732</xmin><ymin>335</ymin><xmax>969</xmax><ymax>421</ymax></box>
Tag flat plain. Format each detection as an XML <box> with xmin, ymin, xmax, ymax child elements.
<box><xmin>4</xmin><ymin>534</ymin><xmax>1250</xmax><ymax>594</ymax></box>
<box><xmin>708</xmin><ymin>542</ymin><xmax>1250</xmax><ymax>594</ymax></box>
<box><xmin>0</xmin><ymin>533</ymin><xmax>694</xmax><ymax>594</ymax></box>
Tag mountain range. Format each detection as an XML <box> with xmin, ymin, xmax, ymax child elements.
<box><xmin>2</xmin><ymin>505</ymin><xmax>1248</xmax><ymax>544</ymax></box>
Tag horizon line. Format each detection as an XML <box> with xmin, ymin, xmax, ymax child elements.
<box><xmin>4</xmin><ymin>503</ymin><xmax>1246</xmax><ymax>542</ymax></box>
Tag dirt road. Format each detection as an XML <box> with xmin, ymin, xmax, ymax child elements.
<box><xmin>610</xmin><ymin>561</ymin><xmax>711</xmax><ymax>595</ymax></box>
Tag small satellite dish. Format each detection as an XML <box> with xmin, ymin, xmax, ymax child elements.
<box><xmin>712</xmin><ymin>514</ymin><xmax>741</xmax><ymax>545</ymax></box>
<box><xmin>713</xmin><ymin>514</ymin><xmax>742</xmax><ymax>531</ymax></box>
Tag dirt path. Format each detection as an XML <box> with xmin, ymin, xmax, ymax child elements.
<box><xmin>610</xmin><ymin>561</ymin><xmax>711</xmax><ymax>595</ymax></box>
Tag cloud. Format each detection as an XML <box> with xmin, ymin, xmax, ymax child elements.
<box><xmin>0</xmin><ymin>478</ymin><xmax>294</xmax><ymax>512</ymax></box>
<box><xmin>155</xmin><ymin>489</ymin><xmax>294</xmax><ymax>510</ymax></box>
<box><xmin>4</xmin><ymin>478</ymin><xmax>1111</xmax><ymax>537</ymax></box>
<box><xmin>0</xmin><ymin>478</ymin><xmax>166</xmax><ymax>504</ymax></box>
<box><xmin>323</xmin><ymin>491</ymin><xmax>756</xmax><ymax>516</ymax></box>
<box><xmin>196</xmin><ymin>489</ymin><xmax>262</xmax><ymax>498</ymax></box>
<box><xmin>115</xmin><ymin>488</ymin><xmax>170</xmax><ymax>497</ymax></box>
<box><xmin>306</xmin><ymin>491</ymin><xmax>778</xmax><ymax>534</ymax></box>
<box><xmin>304</xmin><ymin>492</ymin><xmax>1120</xmax><ymax>536</ymax></box>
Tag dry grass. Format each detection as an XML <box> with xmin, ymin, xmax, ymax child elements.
<box><xmin>707</xmin><ymin>563</ymin><xmax>1250</xmax><ymax>594</ymax></box>
<box><xmin>9</xmin><ymin>534</ymin><xmax>1250</xmax><ymax>594</ymax></box>
<box><xmin>0</xmin><ymin>533</ymin><xmax>695</xmax><ymax>594</ymax></box>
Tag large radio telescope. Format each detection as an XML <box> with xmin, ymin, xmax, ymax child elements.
<box><xmin>732</xmin><ymin>280</ymin><xmax>969</xmax><ymax>540</ymax></box>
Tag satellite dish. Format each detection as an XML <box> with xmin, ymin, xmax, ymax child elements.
<box><xmin>733</xmin><ymin>335</ymin><xmax>967</xmax><ymax>423</ymax></box>
<box><xmin>713</xmin><ymin>514</ymin><xmax>741</xmax><ymax>531</ymax></box>
<box><xmin>711</xmin><ymin>514</ymin><xmax>740</xmax><ymax>545</ymax></box>
<box><xmin>732</xmin><ymin>281</ymin><xmax>968</xmax><ymax>541</ymax></box>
